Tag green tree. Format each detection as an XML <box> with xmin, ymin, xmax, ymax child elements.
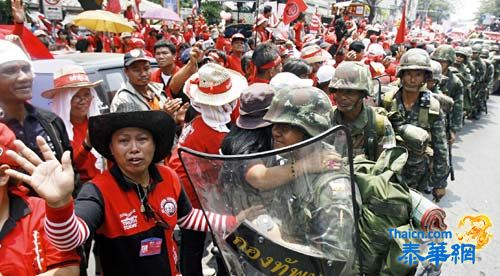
<box><xmin>477</xmin><ymin>0</ymin><xmax>500</xmax><ymax>18</ymax></box>
<box><xmin>417</xmin><ymin>0</ymin><xmax>453</xmax><ymax>23</ymax></box>
<box><xmin>201</xmin><ymin>1</ymin><xmax>222</xmax><ymax>25</ymax></box>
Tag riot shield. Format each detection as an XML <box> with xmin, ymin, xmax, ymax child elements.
<box><xmin>178</xmin><ymin>126</ymin><xmax>361</xmax><ymax>276</ymax></box>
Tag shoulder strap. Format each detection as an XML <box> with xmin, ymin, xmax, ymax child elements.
<box><xmin>364</xmin><ymin>108</ymin><xmax>378</xmax><ymax>161</ymax></box>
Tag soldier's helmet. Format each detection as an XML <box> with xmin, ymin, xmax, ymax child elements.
<box><xmin>430</xmin><ymin>60</ymin><xmax>444</xmax><ymax>82</ymax></box>
<box><xmin>471</xmin><ymin>44</ymin><xmax>482</xmax><ymax>54</ymax></box>
<box><xmin>480</xmin><ymin>49</ymin><xmax>490</xmax><ymax>58</ymax></box>
<box><xmin>328</xmin><ymin>61</ymin><xmax>374</xmax><ymax>97</ymax></box>
<box><xmin>263</xmin><ymin>85</ymin><xmax>333</xmax><ymax>137</ymax></box>
<box><xmin>455</xmin><ymin>46</ymin><xmax>469</xmax><ymax>61</ymax></box>
<box><xmin>397</xmin><ymin>48</ymin><xmax>432</xmax><ymax>77</ymax></box>
<box><xmin>464</xmin><ymin>47</ymin><xmax>473</xmax><ymax>58</ymax></box>
<box><xmin>431</xmin><ymin>45</ymin><xmax>456</xmax><ymax>64</ymax></box>
<box><xmin>491</xmin><ymin>45</ymin><xmax>499</xmax><ymax>52</ymax></box>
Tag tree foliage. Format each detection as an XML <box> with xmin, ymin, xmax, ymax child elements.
<box><xmin>477</xmin><ymin>0</ymin><xmax>500</xmax><ymax>18</ymax></box>
<box><xmin>201</xmin><ymin>1</ymin><xmax>222</xmax><ymax>25</ymax></box>
<box><xmin>417</xmin><ymin>0</ymin><xmax>453</xmax><ymax>23</ymax></box>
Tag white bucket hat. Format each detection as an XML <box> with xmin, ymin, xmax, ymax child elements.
<box><xmin>184</xmin><ymin>63</ymin><xmax>248</xmax><ymax>106</ymax></box>
<box><xmin>300</xmin><ymin>44</ymin><xmax>330</xmax><ymax>64</ymax></box>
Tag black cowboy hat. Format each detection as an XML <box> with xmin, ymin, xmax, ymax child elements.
<box><xmin>89</xmin><ymin>111</ymin><xmax>176</xmax><ymax>163</ymax></box>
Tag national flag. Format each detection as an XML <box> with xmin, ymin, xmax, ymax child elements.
<box><xmin>282</xmin><ymin>0</ymin><xmax>308</xmax><ymax>25</ymax></box>
<box><xmin>395</xmin><ymin>0</ymin><xmax>407</xmax><ymax>44</ymax></box>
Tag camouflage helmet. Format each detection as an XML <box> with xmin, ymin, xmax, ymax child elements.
<box><xmin>455</xmin><ymin>46</ymin><xmax>469</xmax><ymax>61</ymax></box>
<box><xmin>431</xmin><ymin>45</ymin><xmax>456</xmax><ymax>64</ymax></box>
<box><xmin>464</xmin><ymin>47</ymin><xmax>473</xmax><ymax>58</ymax></box>
<box><xmin>491</xmin><ymin>45</ymin><xmax>499</xmax><ymax>52</ymax></box>
<box><xmin>480</xmin><ymin>48</ymin><xmax>490</xmax><ymax>58</ymax></box>
<box><xmin>263</xmin><ymin>85</ymin><xmax>333</xmax><ymax>137</ymax></box>
<box><xmin>430</xmin><ymin>60</ymin><xmax>445</xmax><ymax>82</ymax></box>
<box><xmin>471</xmin><ymin>44</ymin><xmax>482</xmax><ymax>54</ymax></box>
<box><xmin>397</xmin><ymin>48</ymin><xmax>432</xmax><ymax>77</ymax></box>
<box><xmin>328</xmin><ymin>61</ymin><xmax>374</xmax><ymax>97</ymax></box>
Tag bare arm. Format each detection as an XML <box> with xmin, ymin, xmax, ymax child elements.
<box><xmin>37</xmin><ymin>265</ymin><xmax>80</xmax><ymax>276</ymax></box>
<box><xmin>168</xmin><ymin>47</ymin><xmax>203</xmax><ymax>95</ymax></box>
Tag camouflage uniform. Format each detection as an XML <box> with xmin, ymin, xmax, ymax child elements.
<box><xmin>263</xmin><ymin>85</ymin><xmax>358</xmax><ymax>272</ymax></box>
<box><xmin>329</xmin><ymin>62</ymin><xmax>396</xmax><ymax>161</ymax></box>
<box><xmin>471</xmin><ymin>44</ymin><xmax>488</xmax><ymax>113</ymax></box>
<box><xmin>481</xmin><ymin>49</ymin><xmax>495</xmax><ymax>94</ymax></box>
<box><xmin>383</xmin><ymin>49</ymin><xmax>450</xmax><ymax>191</ymax></box>
<box><xmin>452</xmin><ymin>47</ymin><xmax>474</xmax><ymax>118</ymax></box>
<box><xmin>431</xmin><ymin>45</ymin><xmax>464</xmax><ymax>133</ymax></box>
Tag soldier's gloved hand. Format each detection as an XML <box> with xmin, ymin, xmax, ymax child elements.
<box><xmin>432</xmin><ymin>188</ymin><xmax>446</xmax><ymax>202</ymax></box>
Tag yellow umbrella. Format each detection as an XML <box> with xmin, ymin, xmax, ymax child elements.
<box><xmin>72</xmin><ymin>10</ymin><xmax>134</xmax><ymax>33</ymax></box>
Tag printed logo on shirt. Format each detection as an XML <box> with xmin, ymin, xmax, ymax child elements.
<box><xmin>179</xmin><ymin>122</ymin><xmax>194</xmax><ymax>143</ymax></box>
<box><xmin>160</xmin><ymin>197</ymin><xmax>177</xmax><ymax>217</ymax></box>
<box><xmin>120</xmin><ymin>209</ymin><xmax>138</xmax><ymax>230</ymax></box>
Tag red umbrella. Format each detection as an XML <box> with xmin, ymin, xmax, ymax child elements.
<box><xmin>142</xmin><ymin>7</ymin><xmax>182</xmax><ymax>22</ymax></box>
<box><xmin>0</xmin><ymin>24</ymin><xmax>53</xmax><ymax>59</ymax></box>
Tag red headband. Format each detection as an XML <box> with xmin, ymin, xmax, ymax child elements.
<box><xmin>259</xmin><ymin>56</ymin><xmax>282</xmax><ymax>69</ymax></box>
<box><xmin>190</xmin><ymin>78</ymin><xmax>232</xmax><ymax>94</ymax></box>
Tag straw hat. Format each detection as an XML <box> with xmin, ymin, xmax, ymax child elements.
<box><xmin>41</xmin><ymin>65</ymin><xmax>102</xmax><ymax>99</ymax></box>
<box><xmin>300</xmin><ymin>45</ymin><xmax>329</xmax><ymax>64</ymax></box>
<box><xmin>183</xmin><ymin>63</ymin><xmax>248</xmax><ymax>106</ymax></box>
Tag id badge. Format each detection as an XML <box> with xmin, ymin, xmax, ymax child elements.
<box><xmin>139</xmin><ymin>237</ymin><xmax>163</xmax><ymax>257</ymax></box>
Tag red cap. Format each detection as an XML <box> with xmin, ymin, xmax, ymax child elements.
<box><xmin>0</xmin><ymin>123</ymin><xmax>17</xmax><ymax>167</ymax></box>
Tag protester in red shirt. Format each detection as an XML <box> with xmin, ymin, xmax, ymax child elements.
<box><xmin>226</xmin><ymin>33</ymin><xmax>246</xmax><ymax>75</ymax></box>
<box><xmin>150</xmin><ymin>40</ymin><xmax>181</xmax><ymax>100</ymax></box>
<box><xmin>254</xmin><ymin>16</ymin><xmax>269</xmax><ymax>43</ymax></box>
<box><xmin>145</xmin><ymin>28</ymin><xmax>159</xmax><ymax>53</ymax></box>
<box><xmin>248</xmin><ymin>42</ymin><xmax>282</xmax><ymax>84</ymax></box>
<box><xmin>0</xmin><ymin>123</ymin><xmax>80</xmax><ymax>275</ymax></box>
<box><xmin>292</xmin><ymin>13</ymin><xmax>306</xmax><ymax>50</ymax></box>
<box><xmin>183</xmin><ymin>25</ymin><xmax>195</xmax><ymax>45</ymax></box>
<box><xmin>300</xmin><ymin>44</ymin><xmax>329</xmax><ymax>85</ymax></box>
<box><xmin>40</xmin><ymin>65</ymin><xmax>104</xmax><ymax>182</ymax></box>
<box><xmin>169</xmin><ymin>63</ymin><xmax>248</xmax><ymax>276</ymax></box>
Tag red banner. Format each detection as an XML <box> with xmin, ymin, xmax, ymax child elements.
<box><xmin>395</xmin><ymin>0</ymin><xmax>406</xmax><ymax>44</ymax></box>
<box><xmin>283</xmin><ymin>0</ymin><xmax>308</xmax><ymax>25</ymax></box>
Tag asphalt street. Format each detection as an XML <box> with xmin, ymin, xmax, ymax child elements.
<box><xmin>440</xmin><ymin>95</ymin><xmax>500</xmax><ymax>275</ymax></box>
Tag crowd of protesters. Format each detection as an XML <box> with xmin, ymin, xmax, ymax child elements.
<box><xmin>1</xmin><ymin>0</ymin><xmax>499</xmax><ymax>275</ymax></box>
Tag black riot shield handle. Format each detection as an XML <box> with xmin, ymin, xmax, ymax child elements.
<box><xmin>372</xmin><ymin>74</ymin><xmax>391</xmax><ymax>107</ymax></box>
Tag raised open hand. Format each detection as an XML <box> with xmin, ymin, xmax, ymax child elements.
<box><xmin>5</xmin><ymin>136</ymin><xmax>74</xmax><ymax>208</ymax></box>
<box><xmin>12</xmin><ymin>0</ymin><xmax>26</xmax><ymax>24</ymax></box>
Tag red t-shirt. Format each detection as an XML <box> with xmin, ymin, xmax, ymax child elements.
<box><xmin>0</xmin><ymin>191</ymin><xmax>80</xmax><ymax>275</ymax></box>
<box><xmin>168</xmin><ymin>117</ymin><xmax>227</xmax><ymax>208</ymax></box>
<box><xmin>293</xmin><ymin>22</ymin><xmax>304</xmax><ymax>50</ymax></box>
<box><xmin>71</xmin><ymin>119</ymin><xmax>99</xmax><ymax>182</ymax></box>
<box><xmin>226</xmin><ymin>54</ymin><xmax>244</xmax><ymax>75</ymax></box>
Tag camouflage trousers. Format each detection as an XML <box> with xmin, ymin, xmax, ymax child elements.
<box><xmin>401</xmin><ymin>153</ymin><xmax>431</xmax><ymax>191</ymax></box>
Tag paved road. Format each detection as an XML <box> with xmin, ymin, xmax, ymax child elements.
<box><xmin>440</xmin><ymin>95</ymin><xmax>500</xmax><ymax>275</ymax></box>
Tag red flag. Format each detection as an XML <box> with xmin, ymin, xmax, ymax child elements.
<box><xmin>283</xmin><ymin>0</ymin><xmax>308</xmax><ymax>25</ymax></box>
<box><xmin>0</xmin><ymin>24</ymin><xmax>53</xmax><ymax>59</ymax></box>
<box><xmin>395</xmin><ymin>0</ymin><xmax>407</xmax><ymax>44</ymax></box>
<box><xmin>105</xmin><ymin>0</ymin><xmax>122</xmax><ymax>13</ymax></box>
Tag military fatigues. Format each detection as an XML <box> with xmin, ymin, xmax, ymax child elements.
<box><xmin>431</xmin><ymin>45</ymin><xmax>465</xmax><ymax>133</ymax></box>
<box><xmin>385</xmin><ymin>88</ymin><xmax>450</xmax><ymax>190</ymax></box>
<box><xmin>471</xmin><ymin>45</ymin><xmax>488</xmax><ymax>114</ymax></box>
<box><xmin>332</xmin><ymin>105</ymin><xmax>396</xmax><ymax>161</ymax></box>
<box><xmin>263</xmin><ymin>84</ymin><xmax>358</xmax><ymax>275</ymax></box>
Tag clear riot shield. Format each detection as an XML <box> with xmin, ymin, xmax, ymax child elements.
<box><xmin>178</xmin><ymin>126</ymin><xmax>361</xmax><ymax>276</ymax></box>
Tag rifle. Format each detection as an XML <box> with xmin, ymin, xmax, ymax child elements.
<box><xmin>446</xmin><ymin>112</ymin><xmax>455</xmax><ymax>181</ymax></box>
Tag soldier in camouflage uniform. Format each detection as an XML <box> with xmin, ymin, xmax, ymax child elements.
<box><xmin>329</xmin><ymin>61</ymin><xmax>396</xmax><ymax>161</ymax></box>
<box><xmin>382</xmin><ymin>48</ymin><xmax>449</xmax><ymax>200</ymax></box>
<box><xmin>431</xmin><ymin>45</ymin><xmax>464</xmax><ymax>143</ymax></box>
<box><xmin>263</xmin><ymin>85</ymin><xmax>358</xmax><ymax>273</ymax></box>
<box><xmin>452</xmin><ymin>46</ymin><xmax>475</xmax><ymax>119</ymax></box>
<box><xmin>471</xmin><ymin>44</ymin><xmax>488</xmax><ymax>114</ymax></box>
<box><xmin>481</xmin><ymin>49</ymin><xmax>495</xmax><ymax>93</ymax></box>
